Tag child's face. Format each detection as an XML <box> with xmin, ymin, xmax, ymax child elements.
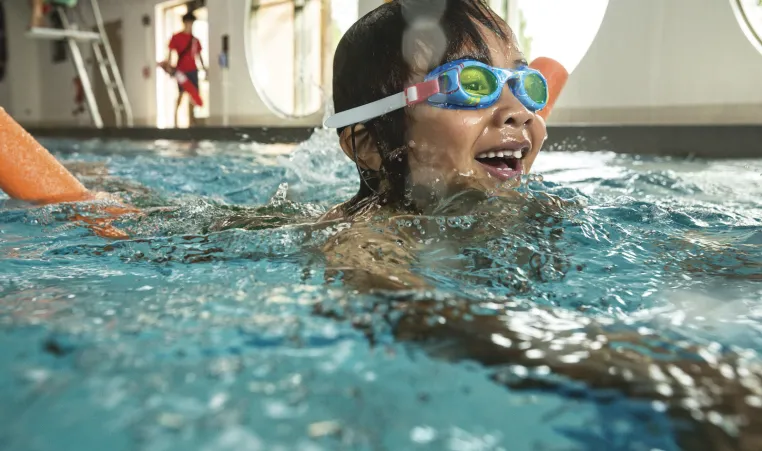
<box><xmin>404</xmin><ymin>25</ymin><xmax>547</xmax><ymax>200</ymax></box>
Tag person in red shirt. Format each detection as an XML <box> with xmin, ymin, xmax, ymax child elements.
<box><xmin>165</xmin><ymin>12</ymin><xmax>206</xmax><ymax>126</ymax></box>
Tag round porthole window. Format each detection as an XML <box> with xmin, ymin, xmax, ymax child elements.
<box><xmin>246</xmin><ymin>0</ymin><xmax>325</xmax><ymax>119</ymax></box>
<box><xmin>731</xmin><ymin>0</ymin><xmax>762</xmax><ymax>54</ymax></box>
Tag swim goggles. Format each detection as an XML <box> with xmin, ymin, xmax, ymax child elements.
<box><xmin>324</xmin><ymin>59</ymin><xmax>548</xmax><ymax>129</ymax></box>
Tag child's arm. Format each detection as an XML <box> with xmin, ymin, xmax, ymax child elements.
<box><xmin>316</xmin><ymin>206</ymin><xmax>760</xmax><ymax>449</ymax></box>
<box><xmin>322</xmin><ymin>220</ymin><xmax>427</xmax><ymax>291</ymax></box>
<box><xmin>390</xmin><ymin>298</ymin><xmax>762</xmax><ymax>450</ymax></box>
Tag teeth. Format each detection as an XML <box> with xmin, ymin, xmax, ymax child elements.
<box><xmin>476</xmin><ymin>150</ymin><xmax>524</xmax><ymax>159</ymax></box>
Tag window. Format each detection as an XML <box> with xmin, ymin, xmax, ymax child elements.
<box><xmin>494</xmin><ymin>0</ymin><xmax>609</xmax><ymax>74</ymax></box>
<box><xmin>731</xmin><ymin>0</ymin><xmax>762</xmax><ymax>53</ymax></box>
<box><xmin>247</xmin><ymin>0</ymin><xmax>324</xmax><ymax>118</ymax></box>
<box><xmin>329</xmin><ymin>0</ymin><xmax>357</xmax><ymax>51</ymax></box>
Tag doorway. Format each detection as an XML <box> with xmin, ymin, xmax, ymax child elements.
<box><xmin>155</xmin><ymin>1</ymin><xmax>209</xmax><ymax>128</ymax></box>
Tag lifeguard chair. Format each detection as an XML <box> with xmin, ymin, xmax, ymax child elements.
<box><xmin>26</xmin><ymin>0</ymin><xmax>133</xmax><ymax>128</ymax></box>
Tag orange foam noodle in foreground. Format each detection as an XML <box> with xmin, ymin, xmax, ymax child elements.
<box><xmin>0</xmin><ymin>107</ymin><xmax>92</xmax><ymax>204</ymax></box>
<box><xmin>529</xmin><ymin>57</ymin><xmax>569</xmax><ymax>121</ymax></box>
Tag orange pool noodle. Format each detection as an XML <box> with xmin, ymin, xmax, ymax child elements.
<box><xmin>0</xmin><ymin>107</ymin><xmax>91</xmax><ymax>204</ymax></box>
<box><xmin>529</xmin><ymin>57</ymin><xmax>568</xmax><ymax>121</ymax></box>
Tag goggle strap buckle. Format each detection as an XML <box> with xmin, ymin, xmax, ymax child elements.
<box><xmin>405</xmin><ymin>79</ymin><xmax>440</xmax><ymax>106</ymax></box>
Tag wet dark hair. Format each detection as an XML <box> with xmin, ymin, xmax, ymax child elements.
<box><xmin>332</xmin><ymin>0</ymin><xmax>508</xmax><ymax>216</ymax></box>
<box><xmin>182</xmin><ymin>12</ymin><xmax>197</xmax><ymax>23</ymax></box>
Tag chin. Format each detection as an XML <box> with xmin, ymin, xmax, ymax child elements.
<box><xmin>476</xmin><ymin>174</ymin><xmax>522</xmax><ymax>192</ymax></box>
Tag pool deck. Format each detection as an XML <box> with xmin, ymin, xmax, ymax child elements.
<box><xmin>25</xmin><ymin>125</ymin><xmax>762</xmax><ymax>159</ymax></box>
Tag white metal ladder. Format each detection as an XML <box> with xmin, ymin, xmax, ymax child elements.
<box><xmin>26</xmin><ymin>0</ymin><xmax>133</xmax><ymax>128</ymax></box>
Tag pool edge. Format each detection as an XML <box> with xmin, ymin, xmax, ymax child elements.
<box><xmin>25</xmin><ymin>125</ymin><xmax>762</xmax><ymax>158</ymax></box>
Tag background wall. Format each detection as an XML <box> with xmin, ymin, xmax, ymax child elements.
<box><xmin>3</xmin><ymin>0</ymin><xmax>44</xmax><ymax>124</ymax></box>
<box><xmin>553</xmin><ymin>0</ymin><xmax>762</xmax><ymax>125</ymax></box>
<box><xmin>1</xmin><ymin>0</ymin><xmax>761</xmax><ymax>128</ymax></box>
<box><xmin>358</xmin><ymin>0</ymin><xmax>383</xmax><ymax>17</ymax></box>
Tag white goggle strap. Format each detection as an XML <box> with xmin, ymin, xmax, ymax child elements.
<box><xmin>323</xmin><ymin>79</ymin><xmax>440</xmax><ymax>129</ymax></box>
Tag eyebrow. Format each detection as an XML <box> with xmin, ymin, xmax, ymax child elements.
<box><xmin>451</xmin><ymin>52</ymin><xmax>491</xmax><ymax>66</ymax></box>
<box><xmin>449</xmin><ymin>53</ymin><xmax>529</xmax><ymax>69</ymax></box>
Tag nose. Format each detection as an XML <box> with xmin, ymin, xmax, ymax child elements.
<box><xmin>492</xmin><ymin>84</ymin><xmax>534</xmax><ymax>129</ymax></box>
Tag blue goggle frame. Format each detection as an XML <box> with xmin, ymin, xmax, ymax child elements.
<box><xmin>424</xmin><ymin>59</ymin><xmax>548</xmax><ymax>112</ymax></box>
<box><xmin>323</xmin><ymin>59</ymin><xmax>550</xmax><ymax>129</ymax></box>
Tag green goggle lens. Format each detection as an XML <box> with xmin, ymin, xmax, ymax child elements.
<box><xmin>523</xmin><ymin>72</ymin><xmax>548</xmax><ymax>104</ymax></box>
<box><xmin>459</xmin><ymin>66</ymin><xmax>498</xmax><ymax>97</ymax></box>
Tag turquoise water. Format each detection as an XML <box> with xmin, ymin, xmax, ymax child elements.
<box><xmin>1</xmin><ymin>130</ymin><xmax>761</xmax><ymax>450</ymax></box>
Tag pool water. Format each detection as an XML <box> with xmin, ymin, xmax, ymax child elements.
<box><xmin>1</xmin><ymin>130</ymin><xmax>761</xmax><ymax>450</ymax></box>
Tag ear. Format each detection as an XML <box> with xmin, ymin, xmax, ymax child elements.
<box><xmin>339</xmin><ymin>124</ymin><xmax>382</xmax><ymax>171</ymax></box>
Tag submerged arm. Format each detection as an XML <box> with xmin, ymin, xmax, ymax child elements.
<box><xmin>317</xmin><ymin>203</ymin><xmax>762</xmax><ymax>447</ymax></box>
<box><xmin>392</xmin><ymin>298</ymin><xmax>762</xmax><ymax>451</ymax></box>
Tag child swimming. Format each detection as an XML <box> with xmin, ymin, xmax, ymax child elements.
<box><xmin>315</xmin><ymin>2</ymin><xmax>762</xmax><ymax>448</ymax></box>
<box><xmin>320</xmin><ymin>0</ymin><xmax>548</xmax><ymax>221</ymax></box>
<box><xmin>317</xmin><ymin>0</ymin><xmax>567</xmax><ymax>290</ymax></box>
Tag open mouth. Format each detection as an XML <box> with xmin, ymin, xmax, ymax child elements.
<box><xmin>474</xmin><ymin>148</ymin><xmax>527</xmax><ymax>181</ymax></box>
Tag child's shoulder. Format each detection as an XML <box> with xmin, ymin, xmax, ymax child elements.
<box><xmin>318</xmin><ymin>202</ymin><xmax>348</xmax><ymax>223</ymax></box>
<box><xmin>317</xmin><ymin>199</ymin><xmax>390</xmax><ymax>223</ymax></box>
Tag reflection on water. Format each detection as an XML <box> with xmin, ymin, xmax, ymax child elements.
<box><xmin>1</xmin><ymin>132</ymin><xmax>761</xmax><ymax>450</ymax></box>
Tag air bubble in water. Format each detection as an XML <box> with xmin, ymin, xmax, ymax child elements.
<box><xmin>447</xmin><ymin>217</ymin><xmax>461</xmax><ymax>228</ymax></box>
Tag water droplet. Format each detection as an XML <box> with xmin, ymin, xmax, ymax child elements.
<box><xmin>651</xmin><ymin>401</ymin><xmax>667</xmax><ymax>412</ymax></box>
<box><xmin>525</xmin><ymin>349</ymin><xmax>544</xmax><ymax>359</ymax></box>
<box><xmin>745</xmin><ymin>395</ymin><xmax>762</xmax><ymax>408</ymax></box>
<box><xmin>410</xmin><ymin>426</ymin><xmax>437</xmax><ymax>444</ymax></box>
